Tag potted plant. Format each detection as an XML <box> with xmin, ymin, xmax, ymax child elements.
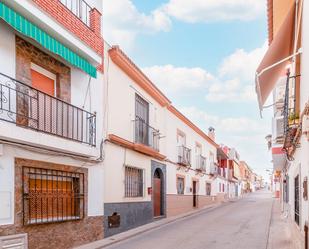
<box><xmin>288</xmin><ymin>112</ymin><xmax>300</xmax><ymax>126</ymax></box>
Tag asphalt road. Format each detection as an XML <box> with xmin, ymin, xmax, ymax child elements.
<box><xmin>105</xmin><ymin>190</ymin><xmax>273</xmax><ymax>249</ymax></box>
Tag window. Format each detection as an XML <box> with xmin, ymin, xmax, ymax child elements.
<box><xmin>125</xmin><ymin>166</ymin><xmax>144</xmax><ymax>197</ymax></box>
<box><xmin>177</xmin><ymin>130</ymin><xmax>186</xmax><ymax>146</ymax></box>
<box><xmin>206</xmin><ymin>183</ymin><xmax>211</xmax><ymax>196</ymax></box>
<box><xmin>22</xmin><ymin>167</ymin><xmax>84</xmax><ymax>225</ymax></box>
<box><xmin>177</xmin><ymin>176</ymin><xmax>185</xmax><ymax>195</ymax></box>
<box><xmin>135</xmin><ymin>94</ymin><xmax>149</xmax><ymax>145</ymax></box>
<box><xmin>31</xmin><ymin>63</ymin><xmax>56</xmax><ymax>96</ymax></box>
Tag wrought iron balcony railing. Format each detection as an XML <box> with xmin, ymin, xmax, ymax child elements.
<box><xmin>0</xmin><ymin>72</ymin><xmax>96</xmax><ymax>146</ymax></box>
<box><xmin>209</xmin><ymin>162</ymin><xmax>218</xmax><ymax>175</ymax></box>
<box><xmin>134</xmin><ymin>117</ymin><xmax>160</xmax><ymax>151</ymax></box>
<box><xmin>282</xmin><ymin>72</ymin><xmax>301</xmax><ymax>158</ymax></box>
<box><xmin>178</xmin><ymin>145</ymin><xmax>191</xmax><ymax>167</ymax></box>
<box><xmin>59</xmin><ymin>0</ymin><xmax>92</xmax><ymax>27</ymax></box>
<box><xmin>196</xmin><ymin>155</ymin><xmax>206</xmax><ymax>172</ymax></box>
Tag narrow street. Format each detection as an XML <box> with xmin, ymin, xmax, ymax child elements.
<box><xmin>106</xmin><ymin>191</ymin><xmax>273</xmax><ymax>249</ymax></box>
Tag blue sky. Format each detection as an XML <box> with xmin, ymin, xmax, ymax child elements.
<box><xmin>103</xmin><ymin>0</ymin><xmax>273</xmax><ymax>180</ymax></box>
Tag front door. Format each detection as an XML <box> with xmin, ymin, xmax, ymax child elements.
<box><xmin>153</xmin><ymin>170</ymin><xmax>161</xmax><ymax>217</ymax></box>
<box><xmin>193</xmin><ymin>181</ymin><xmax>197</xmax><ymax>207</ymax></box>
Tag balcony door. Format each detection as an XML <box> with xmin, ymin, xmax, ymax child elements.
<box><xmin>30</xmin><ymin>63</ymin><xmax>56</xmax><ymax>132</ymax></box>
<box><xmin>135</xmin><ymin>94</ymin><xmax>149</xmax><ymax>145</ymax></box>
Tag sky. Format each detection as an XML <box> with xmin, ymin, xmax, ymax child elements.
<box><xmin>102</xmin><ymin>0</ymin><xmax>273</xmax><ymax>181</ymax></box>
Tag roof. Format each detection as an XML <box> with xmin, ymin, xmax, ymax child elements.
<box><xmin>108</xmin><ymin>45</ymin><xmax>219</xmax><ymax>149</ymax></box>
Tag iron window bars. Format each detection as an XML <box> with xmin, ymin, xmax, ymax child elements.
<box><xmin>0</xmin><ymin>72</ymin><xmax>96</xmax><ymax>146</ymax></box>
<box><xmin>178</xmin><ymin>145</ymin><xmax>191</xmax><ymax>167</ymax></box>
<box><xmin>134</xmin><ymin>117</ymin><xmax>160</xmax><ymax>151</ymax></box>
<box><xmin>59</xmin><ymin>0</ymin><xmax>92</xmax><ymax>27</ymax></box>
<box><xmin>22</xmin><ymin>166</ymin><xmax>85</xmax><ymax>225</ymax></box>
<box><xmin>124</xmin><ymin>166</ymin><xmax>144</xmax><ymax>198</ymax></box>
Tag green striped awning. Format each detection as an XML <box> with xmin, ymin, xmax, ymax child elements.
<box><xmin>0</xmin><ymin>2</ymin><xmax>97</xmax><ymax>78</ymax></box>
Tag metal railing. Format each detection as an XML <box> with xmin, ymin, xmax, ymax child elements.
<box><xmin>178</xmin><ymin>145</ymin><xmax>191</xmax><ymax>166</ymax></box>
<box><xmin>209</xmin><ymin>162</ymin><xmax>218</xmax><ymax>175</ymax></box>
<box><xmin>134</xmin><ymin>117</ymin><xmax>160</xmax><ymax>151</ymax></box>
<box><xmin>196</xmin><ymin>155</ymin><xmax>206</xmax><ymax>172</ymax></box>
<box><xmin>282</xmin><ymin>72</ymin><xmax>300</xmax><ymax>156</ymax></box>
<box><xmin>22</xmin><ymin>166</ymin><xmax>85</xmax><ymax>225</ymax></box>
<box><xmin>0</xmin><ymin>72</ymin><xmax>96</xmax><ymax>146</ymax></box>
<box><xmin>59</xmin><ymin>0</ymin><xmax>92</xmax><ymax>27</ymax></box>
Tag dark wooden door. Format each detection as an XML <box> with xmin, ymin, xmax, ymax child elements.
<box><xmin>193</xmin><ymin>181</ymin><xmax>197</xmax><ymax>207</ymax></box>
<box><xmin>153</xmin><ymin>178</ymin><xmax>161</xmax><ymax>217</ymax></box>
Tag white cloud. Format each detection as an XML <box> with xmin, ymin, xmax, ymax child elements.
<box><xmin>142</xmin><ymin>64</ymin><xmax>215</xmax><ymax>94</ymax></box>
<box><xmin>219</xmin><ymin>42</ymin><xmax>268</xmax><ymax>81</ymax></box>
<box><xmin>179</xmin><ymin>106</ymin><xmax>268</xmax><ymax>135</ymax></box>
<box><xmin>161</xmin><ymin>0</ymin><xmax>265</xmax><ymax>23</ymax></box>
<box><xmin>103</xmin><ymin>0</ymin><xmax>171</xmax><ymax>50</ymax></box>
<box><xmin>205</xmin><ymin>42</ymin><xmax>267</xmax><ymax>102</ymax></box>
<box><xmin>143</xmin><ymin>43</ymin><xmax>267</xmax><ymax>103</ymax></box>
<box><xmin>179</xmin><ymin>106</ymin><xmax>272</xmax><ymax>177</ymax></box>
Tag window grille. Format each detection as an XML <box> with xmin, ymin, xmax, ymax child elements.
<box><xmin>22</xmin><ymin>166</ymin><xmax>84</xmax><ymax>225</ymax></box>
<box><xmin>125</xmin><ymin>166</ymin><xmax>143</xmax><ymax>197</ymax></box>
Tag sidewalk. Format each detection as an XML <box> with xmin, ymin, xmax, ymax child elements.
<box><xmin>267</xmin><ymin>199</ymin><xmax>294</xmax><ymax>249</ymax></box>
<box><xmin>75</xmin><ymin>202</ymin><xmax>226</xmax><ymax>249</ymax></box>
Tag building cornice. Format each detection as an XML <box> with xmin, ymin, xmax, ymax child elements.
<box><xmin>167</xmin><ymin>105</ymin><xmax>219</xmax><ymax>149</ymax></box>
<box><xmin>108</xmin><ymin>134</ymin><xmax>166</xmax><ymax>161</ymax></box>
<box><xmin>108</xmin><ymin>46</ymin><xmax>171</xmax><ymax>107</ymax></box>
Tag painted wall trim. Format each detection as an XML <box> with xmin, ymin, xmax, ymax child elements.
<box><xmin>108</xmin><ymin>46</ymin><xmax>171</xmax><ymax>107</ymax></box>
<box><xmin>167</xmin><ymin>105</ymin><xmax>219</xmax><ymax>148</ymax></box>
<box><xmin>108</xmin><ymin>134</ymin><xmax>166</xmax><ymax>161</ymax></box>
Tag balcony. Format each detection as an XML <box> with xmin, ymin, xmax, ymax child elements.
<box><xmin>196</xmin><ymin>155</ymin><xmax>206</xmax><ymax>172</ymax></box>
<box><xmin>0</xmin><ymin>72</ymin><xmax>96</xmax><ymax>146</ymax></box>
<box><xmin>209</xmin><ymin>162</ymin><xmax>218</xmax><ymax>175</ymax></box>
<box><xmin>59</xmin><ymin>0</ymin><xmax>92</xmax><ymax>27</ymax></box>
<box><xmin>282</xmin><ymin>73</ymin><xmax>301</xmax><ymax>159</ymax></box>
<box><xmin>178</xmin><ymin>145</ymin><xmax>191</xmax><ymax>167</ymax></box>
<box><xmin>134</xmin><ymin>117</ymin><xmax>160</xmax><ymax>151</ymax></box>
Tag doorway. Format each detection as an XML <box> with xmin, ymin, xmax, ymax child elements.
<box><xmin>153</xmin><ymin>169</ymin><xmax>163</xmax><ymax>217</ymax></box>
<box><xmin>193</xmin><ymin>181</ymin><xmax>197</xmax><ymax>207</ymax></box>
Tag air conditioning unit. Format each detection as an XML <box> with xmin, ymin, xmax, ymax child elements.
<box><xmin>272</xmin><ymin>116</ymin><xmax>284</xmax><ymax>143</ymax></box>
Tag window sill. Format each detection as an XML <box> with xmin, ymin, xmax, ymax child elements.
<box><xmin>26</xmin><ymin>216</ymin><xmax>81</xmax><ymax>225</ymax></box>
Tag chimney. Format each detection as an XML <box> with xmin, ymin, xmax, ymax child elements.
<box><xmin>208</xmin><ymin>127</ymin><xmax>215</xmax><ymax>141</ymax></box>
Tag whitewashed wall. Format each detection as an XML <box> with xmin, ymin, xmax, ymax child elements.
<box><xmin>0</xmin><ymin>21</ymin><xmax>105</xmax><ymax>225</ymax></box>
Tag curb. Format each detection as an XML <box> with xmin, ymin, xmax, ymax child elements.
<box><xmin>75</xmin><ymin>199</ymin><xmax>239</xmax><ymax>249</ymax></box>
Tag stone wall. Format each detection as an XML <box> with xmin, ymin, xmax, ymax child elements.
<box><xmin>0</xmin><ymin>158</ymin><xmax>104</xmax><ymax>249</ymax></box>
<box><xmin>104</xmin><ymin>202</ymin><xmax>153</xmax><ymax>237</ymax></box>
<box><xmin>16</xmin><ymin>36</ymin><xmax>71</xmax><ymax>102</ymax></box>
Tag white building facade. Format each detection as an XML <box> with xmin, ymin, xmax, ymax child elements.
<box><xmin>103</xmin><ymin>45</ymin><xmax>224</xmax><ymax>236</ymax></box>
<box><xmin>0</xmin><ymin>0</ymin><xmax>105</xmax><ymax>248</ymax></box>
